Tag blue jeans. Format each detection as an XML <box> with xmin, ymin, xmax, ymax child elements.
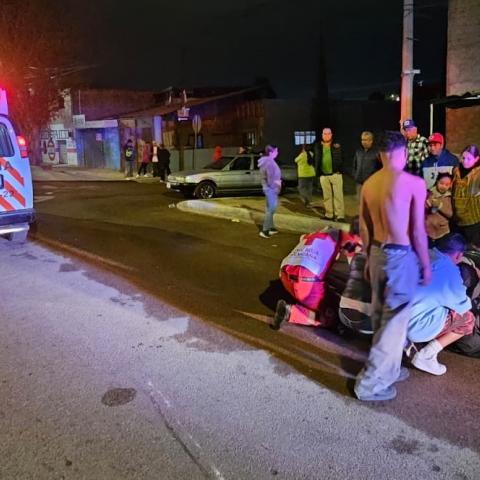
<box><xmin>125</xmin><ymin>161</ymin><xmax>134</xmax><ymax>178</ymax></box>
<box><xmin>263</xmin><ymin>188</ymin><xmax>278</xmax><ymax>232</ymax></box>
<box><xmin>355</xmin><ymin>245</ymin><xmax>419</xmax><ymax>397</ymax></box>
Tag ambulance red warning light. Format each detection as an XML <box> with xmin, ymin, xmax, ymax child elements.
<box><xmin>0</xmin><ymin>87</ymin><xmax>8</xmax><ymax>115</ymax></box>
<box><xmin>17</xmin><ymin>135</ymin><xmax>28</xmax><ymax>158</ymax></box>
<box><xmin>0</xmin><ymin>86</ymin><xmax>35</xmax><ymax>243</ymax></box>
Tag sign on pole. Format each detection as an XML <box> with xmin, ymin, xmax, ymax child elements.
<box><xmin>192</xmin><ymin>114</ymin><xmax>202</xmax><ymax>168</ymax></box>
<box><xmin>192</xmin><ymin>114</ymin><xmax>202</xmax><ymax>134</ymax></box>
<box><xmin>47</xmin><ymin>137</ymin><xmax>56</xmax><ymax>162</ymax></box>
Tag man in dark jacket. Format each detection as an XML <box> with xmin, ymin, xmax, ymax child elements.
<box><xmin>157</xmin><ymin>144</ymin><xmax>171</xmax><ymax>182</ymax></box>
<box><xmin>314</xmin><ymin>127</ymin><xmax>345</xmax><ymax>221</ymax></box>
<box><xmin>124</xmin><ymin>139</ymin><xmax>136</xmax><ymax>179</ymax></box>
<box><xmin>352</xmin><ymin>131</ymin><xmax>380</xmax><ymax>200</ymax></box>
<box><xmin>421</xmin><ymin>132</ymin><xmax>459</xmax><ymax>189</ymax></box>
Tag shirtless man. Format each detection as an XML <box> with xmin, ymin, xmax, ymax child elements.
<box><xmin>354</xmin><ymin>131</ymin><xmax>431</xmax><ymax>401</ymax></box>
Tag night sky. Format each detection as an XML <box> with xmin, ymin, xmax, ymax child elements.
<box><xmin>72</xmin><ymin>0</ymin><xmax>448</xmax><ymax>98</ymax></box>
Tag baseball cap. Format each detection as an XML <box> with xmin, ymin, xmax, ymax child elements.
<box><xmin>402</xmin><ymin>119</ymin><xmax>416</xmax><ymax>129</ymax></box>
<box><xmin>428</xmin><ymin>132</ymin><xmax>444</xmax><ymax>145</ymax></box>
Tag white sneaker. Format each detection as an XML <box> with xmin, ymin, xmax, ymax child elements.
<box><xmin>259</xmin><ymin>231</ymin><xmax>270</xmax><ymax>239</ymax></box>
<box><xmin>144</xmin><ymin>174</ymin><xmax>148</xmax><ymax>177</ymax></box>
<box><xmin>412</xmin><ymin>350</ymin><xmax>447</xmax><ymax>376</ymax></box>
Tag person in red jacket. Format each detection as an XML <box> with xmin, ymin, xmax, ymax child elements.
<box><xmin>271</xmin><ymin>225</ymin><xmax>361</xmax><ymax>329</ymax></box>
<box><xmin>213</xmin><ymin>146</ymin><xmax>222</xmax><ymax>162</ymax></box>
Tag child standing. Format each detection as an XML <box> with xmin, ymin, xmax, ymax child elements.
<box><xmin>426</xmin><ymin>172</ymin><xmax>453</xmax><ymax>242</ymax></box>
<box><xmin>295</xmin><ymin>144</ymin><xmax>316</xmax><ymax>207</ymax></box>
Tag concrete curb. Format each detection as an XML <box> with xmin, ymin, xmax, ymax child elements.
<box><xmin>176</xmin><ymin>199</ymin><xmax>350</xmax><ymax>233</ymax></box>
<box><xmin>31</xmin><ymin>166</ymin><xmax>161</xmax><ymax>183</ymax></box>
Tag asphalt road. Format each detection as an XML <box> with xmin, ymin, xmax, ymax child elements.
<box><xmin>7</xmin><ymin>179</ymin><xmax>476</xmax><ymax>478</ymax></box>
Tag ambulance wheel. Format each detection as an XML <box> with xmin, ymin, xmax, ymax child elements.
<box><xmin>7</xmin><ymin>230</ymin><xmax>28</xmax><ymax>243</ymax></box>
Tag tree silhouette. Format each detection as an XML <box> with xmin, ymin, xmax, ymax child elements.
<box><xmin>0</xmin><ymin>0</ymin><xmax>82</xmax><ymax>162</ymax></box>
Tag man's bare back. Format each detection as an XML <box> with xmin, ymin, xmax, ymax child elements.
<box><xmin>359</xmin><ymin>134</ymin><xmax>431</xmax><ymax>285</ymax></box>
<box><xmin>362</xmin><ymin>169</ymin><xmax>426</xmax><ymax>245</ymax></box>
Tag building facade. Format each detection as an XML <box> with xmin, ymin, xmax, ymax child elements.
<box><xmin>41</xmin><ymin>86</ymin><xmax>317</xmax><ymax>171</ymax></box>
<box><xmin>446</xmin><ymin>0</ymin><xmax>480</xmax><ymax>153</ymax></box>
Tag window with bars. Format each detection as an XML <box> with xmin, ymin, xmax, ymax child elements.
<box><xmin>242</xmin><ymin>131</ymin><xmax>257</xmax><ymax>146</ymax></box>
<box><xmin>294</xmin><ymin>131</ymin><xmax>316</xmax><ymax>145</ymax></box>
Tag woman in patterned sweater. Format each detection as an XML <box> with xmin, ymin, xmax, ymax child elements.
<box><xmin>452</xmin><ymin>144</ymin><xmax>480</xmax><ymax>243</ymax></box>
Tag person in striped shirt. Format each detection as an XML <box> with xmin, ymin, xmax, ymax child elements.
<box><xmin>402</xmin><ymin>119</ymin><xmax>428</xmax><ymax>176</ymax></box>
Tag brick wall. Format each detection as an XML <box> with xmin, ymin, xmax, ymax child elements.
<box><xmin>446</xmin><ymin>0</ymin><xmax>480</xmax><ymax>153</ymax></box>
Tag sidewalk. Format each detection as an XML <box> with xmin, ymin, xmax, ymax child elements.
<box><xmin>31</xmin><ymin>165</ymin><xmax>127</xmax><ymax>182</ymax></box>
<box><xmin>32</xmin><ymin>165</ymin><xmax>359</xmax><ymax>234</ymax></box>
<box><xmin>177</xmin><ymin>191</ymin><xmax>359</xmax><ymax>234</ymax></box>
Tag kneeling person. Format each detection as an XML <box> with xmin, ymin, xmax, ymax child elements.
<box><xmin>408</xmin><ymin>233</ymin><xmax>474</xmax><ymax>375</ymax></box>
<box><xmin>271</xmin><ymin>226</ymin><xmax>361</xmax><ymax>330</ymax></box>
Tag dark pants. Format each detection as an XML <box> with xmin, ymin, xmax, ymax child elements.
<box><xmin>298</xmin><ymin>177</ymin><xmax>314</xmax><ymax>206</ymax></box>
<box><xmin>125</xmin><ymin>161</ymin><xmax>134</xmax><ymax>178</ymax></box>
<box><xmin>152</xmin><ymin>162</ymin><xmax>160</xmax><ymax>177</ymax></box>
<box><xmin>458</xmin><ymin>223</ymin><xmax>480</xmax><ymax>244</ymax></box>
<box><xmin>138</xmin><ymin>163</ymin><xmax>148</xmax><ymax>176</ymax></box>
<box><xmin>159</xmin><ymin>166</ymin><xmax>171</xmax><ymax>181</ymax></box>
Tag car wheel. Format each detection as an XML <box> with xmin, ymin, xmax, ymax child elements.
<box><xmin>194</xmin><ymin>181</ymin><xmax>216</xmax><ymax>199</ymax></box>
<box><xmin>279</xmin><ymin>179</ymin><xmax>287</xmax><ymax>195</ymax></box>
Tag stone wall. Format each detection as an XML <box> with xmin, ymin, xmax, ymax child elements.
<box><xmin>446</xmin><ymin>0</ymin><xmax>480</xmax><ymax>153</ymax></box>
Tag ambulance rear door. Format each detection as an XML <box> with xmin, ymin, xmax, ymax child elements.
<box><xmin>0</xmin><ymin>114</ymin><xmax>35</xmax><ymax>238</ymax></box>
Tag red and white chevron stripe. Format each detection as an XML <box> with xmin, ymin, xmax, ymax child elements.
<box><xmin>0</xmin><ymin>157</ymin><xmax>26</xmax><ymax>211</ymax></box>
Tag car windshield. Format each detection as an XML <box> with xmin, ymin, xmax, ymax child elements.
<box><xmin>203</xmin><ymin>157</ymin><xmax>233</xmax><ymax>170</ymax></box>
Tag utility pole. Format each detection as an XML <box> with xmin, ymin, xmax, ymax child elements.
<box><xmin>312</xmin><ymin>30</ymin><xmax>330</xmax><ymax>138</ymax></box>
<box><xmin>400</xmin><ymin>0</ymin><xmax>420</xmax><ymax>124</ymax></box>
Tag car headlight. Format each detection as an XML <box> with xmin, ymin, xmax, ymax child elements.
<box><xmin>169</xmin><ymin>176</ymin><xmax>185</xmax><ymax>182</ymax></box>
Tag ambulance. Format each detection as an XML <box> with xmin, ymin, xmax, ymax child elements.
<box><xmin>0</xmin><ymin>87</ymin><xmax>34</xmax><ymax>242</ymax></box>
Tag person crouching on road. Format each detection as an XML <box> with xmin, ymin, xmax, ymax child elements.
<box><xmin>407</xmin><ymin>233</ymin><xmax>474</xmax><ymax>375</ymax></box>
<box><xmin>295</xmin><ymin>144</ymin><xmax>316</xmax><ymax>207</ymax></box>
<box><xmin>258</xmin><ymin>145</ymin><xmax>281</xmax><ymax>239</ymax></box>
<box><xmin>271</xmin><ymin>221</ymin><xmax>362</xmax><ymax>330</ymax></box>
